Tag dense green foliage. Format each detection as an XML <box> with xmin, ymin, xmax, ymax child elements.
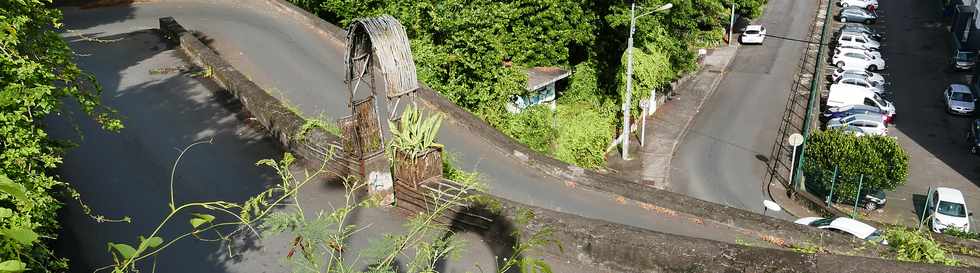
<box><xmin>1</xmin><ymin>0</ymin><xmax>121</xmax><ymax>271</ymax></box>
<box><xmin>290</xmin><ymin>0</ymin><xmax>767</xmax><ymax>168</ymax></box>
<box><xmin>942</xmin><ymin>227</ymin><xmax>980</xmax><ymax>240</ymax></box>
<box><xmin>884</xmin><ymin>228</ymin><xmax>958</xmax><ymax>266</ymax></box>
<box><xmin>803</xmin><ymin>130</ymin><xmax>909</xmax><ymax>203</ymax></box>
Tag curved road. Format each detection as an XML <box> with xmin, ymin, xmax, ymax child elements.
<box><xmin>670</xmin><ymin>0</ymin><xmax>816</xmax><ymax>217</ymax></box>
<box><xmin>52</xmin><ymin>0</ymin><xmax>811</xmax><ymax>271</ymax></box>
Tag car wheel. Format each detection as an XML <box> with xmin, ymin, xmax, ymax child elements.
<box><xmin>836</xmin><ymin>61</ymin><xmax>845</xmax><ymax>67</ymax></box>
<box><xmin>868</xmin><ymin>65</ymin><xmax>878</xmax><ymax>71</ymax></box>
<box><xmin>864</xmin><ymin>202</ymin><xmax>877</xmax><ymax>211</ymax></box>
<box><xmin>865</xmin><ymin>19</ymin><xmax>873</xmax><ymax>24</ymax></box>
<box><xmin>841</xmin><ymin>2</ymin><xmax>849</xmax><ymax>7</ymax></box>
<box><xmin>841</xmin><ymin>17</ymin><xmax>847</xmax><ymax>23</ymax></box>
<box><xmin>971</xmin><ymin>146</ymin><xmax>977</xmax><ymax>154</ymax></box>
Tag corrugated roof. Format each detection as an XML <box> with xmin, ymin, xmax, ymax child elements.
<box><xmin>526</xmin><ymin>67</ymin><xmax>570</xmax><ymax>91</ymax></box>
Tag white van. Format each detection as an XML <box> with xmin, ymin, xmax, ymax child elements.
<box><xmin>827</xmin><ymin>85</ymin><xmax>896</xmax><ymax>117</ymax></box>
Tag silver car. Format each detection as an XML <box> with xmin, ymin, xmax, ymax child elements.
<box><xmin>826</xmin><ymin>113</ymin><xmax>888</xmax><ymax>136</ymax></box>
<box><xmin>944</xmin><ymin>84</ymin><xmax>976</xmax><ymax>115</ymax></box>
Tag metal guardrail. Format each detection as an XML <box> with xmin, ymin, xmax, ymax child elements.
<box><xmin>791</xmin><ymin>0</ymin><xmax>833</xmax><ymax>192</ymax></box>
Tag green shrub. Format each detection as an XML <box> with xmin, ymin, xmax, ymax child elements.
<box><xmin>942</xmin><ymin>227</ymin><xmax>980</xmax><ymax>240</ymax></box>
<box><xmin>554</xmin><ymin>104</ymin><xmax>615</xmax><ymax>169</ymax></box>
<box><xmin>803</xmin><ymin>130</ymin><xmax>909</xmax><ymax>201</ymax></box>
<box><xmin>500</xmin><ymin>105</ymin><xmax>558</xmax><ymax>154</ymax></box>
<box><xmin>884</xmin><ymin>228</ymin><xmax>958</xmax><ymax>266</ymax></box>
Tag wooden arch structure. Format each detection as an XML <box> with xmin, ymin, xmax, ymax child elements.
<box><xmin>342</xmin><ymin>15</ymin><xmax>420</xmax><ymax>160</ymax></box>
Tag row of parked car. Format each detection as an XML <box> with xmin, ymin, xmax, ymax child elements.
<box><xmin>809</xmin><ymin>0</ymin><xmax>973</xmax><ymax>236</ymax></box>
<box><xmin>822</xmin><ymin>18</ymin><xmax>893</xmax><ymax>137</ymax></box>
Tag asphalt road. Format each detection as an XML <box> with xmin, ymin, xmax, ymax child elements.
<box><xmin>670</xmin><ymin>0</ymin><xmax>817</xmax><ymax>218</ymax></box>
<box><xmin>52</xmin><ymin>10</ymin><xmax>603</xmax><ymax>273</ymax></box>
<box><xmin>53</xmin><ymin>1</ymin><xmax>787</xmax><ymax>271</ymax></box>
<box><xmin>869</xmin><ymin>0</ymin><xmax>979</xmax><ymax>231</ymax></box>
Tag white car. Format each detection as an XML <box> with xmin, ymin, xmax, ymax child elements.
<box><xmin>927</xmin><ymin>187</ymin><xmax>972</xmax><ymax>233</ymax></box>
<box><xmin>944</xmin><ymin>84</ymin><xmax>976</xmax><ymax>115</ymax></box>
<box><xmin>838</xmin><ymin>0</ymin><xmax>878</xmax><ymax>9</ymax></box>
<box><xmin>836</xmin><ymin>74</ymin><xmax>886</xmax><ymax>94</ymax></box>
<box><xmin>740</xmin><ymin>25</ymin><xmax>766</xmax><ymax>44</ymax></box>
<box><xmin>831</xmin><ymin>68</ymin><xmax>885</xmax><ymax>86</ymax></box>
<box><xmin>836</xmin><ymin>32</ymin><xmax>880</xmax><ymax>51</ymax></box>
<box><xmin>826</xmin><ymin>113</ymin><xmax>888</xmax><ymax>135</ymax></box>
<box><xmin>833</xmin><ymin>50</ymin><xmax>885</xmax><ymax>71</ymax></box>
<box><xmin>795</xmin><ymin>217</ymin><xmax>887</xmax><ymax>244</ymax></box>
<box><xmin>834</xmin><ymin>46</ymin><xmax>882</xmax><ymax>61</ymax></box>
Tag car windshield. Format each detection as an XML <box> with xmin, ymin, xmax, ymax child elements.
<box><xmin>809</xmin><ymin>218</ymin><xmax>834</xmax><ymax>227</ymax></box>
<box><xmin>937</xmin><ymin>201</ymin><xmax>967</xmax><ymax>217</ymax></box>
<box><xmin>872</xmin><ymin>94</ymin><xmax>888</xmax><ymax>106</ymax></box>
<box><xmin>866</xmin><ymin>230</ymin><xmax>884</xmax><ymax>241</ymax></box>
<box><xmin>951</xmin><ymin>92</ymin><xmax>974</xmax><ymax>102</ymax></box>
<box><xmin>957</xmin><ymin>52</ymin><xmax>977</xmax><ymax>60</ymax></box>
<box><xmin>745</xmin><ymin>30</ymin><xmax>760</xmax><ymax>34</ymax></box>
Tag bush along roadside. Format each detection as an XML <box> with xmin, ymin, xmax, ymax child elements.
<box><xmin>1</xmin><ymin>0</ymin><xmax>123</xmax><ymax>271</ymax></box>
<box><xmin>287</xmin><ymin>0</ymin><xmax>768</xmax><ymax>169</ymax></box>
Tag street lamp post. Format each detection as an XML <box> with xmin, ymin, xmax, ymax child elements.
<box><xmin>622</xmin><ymin>1</ymin><xmax>673</xmax><ymax>160</ymax></box>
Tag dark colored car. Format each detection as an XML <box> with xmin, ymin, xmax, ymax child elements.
<box><xmin>837</xmin><ymin>23</ymin><xmax>882</xmax><ymax>41</ymax></box>
<box><xmin>966</xmin><ymin>119</ymin><xmax>980</xmax><ymax>154</ymax></box>
<box><xmin>861</xmin><ymin>189</ymin><xmax>887</xmax><ymax>210</ymax></box>
<box><xmin>838</xmin><ymin>7</ymin><xmax>877</xmax><ymax>24</ymax></box>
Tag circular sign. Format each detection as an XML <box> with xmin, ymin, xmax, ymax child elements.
<box><xmin>788</xmin><ymin>133</ymin><xmax>804</xmax><ymax>147</ymax></box>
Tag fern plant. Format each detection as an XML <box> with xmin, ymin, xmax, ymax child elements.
<box><xmin>388</xmin><ymin>105</ymin><xmax>444</xmax><ymax>158</ymax></box>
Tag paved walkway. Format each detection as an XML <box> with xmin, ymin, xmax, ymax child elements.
<box><xmin>607</xmin><ymin>46</ymin><xmax>738</xmax><ymax>190</ymax></box>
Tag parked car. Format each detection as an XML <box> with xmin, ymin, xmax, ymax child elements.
<box><xmin>965</xmin><ymin>119</ymin><xmax>980</xmax><ymax>154</ymax></box>
<box><xmin>951</xmin><ymin>35</ymin><xmax>978</xmax><ymax>71</ymax></box>
<box><xmin>833</xmin><ymin>51</ymin><xmax>885</xmax><ymax>71</ymax></box>
<box><xmin>834</xmin><ymin>32</ymin><xmax>881</xmax><ymax>51</ymax></box>
<box><xmin>838</xmin><ymin>0</ymin><xmax>878</xmax><ymax>9</ymax></box>
<box><xmin>835</xmin><ymin>73</ymin><xmax>886</xmax><ymax>94</ymax></box>
<box><xmin>944</xmin><ymin>84</ymin><xmax>976</xmax><ymax>115</ymax></box>
<box><xmin>740</xmin><ymin>25</ymin><xmax>766</xmax><ymax>44</ymax></box>
<box><xmin>838</xmin><ymin>7</ymin><xmax>877</xmax><ymax>24</ymax></box>
<box><xmin>926</xmin><ymin>187</ymin><xmax>972</xmax><ymax>233</ymax></box>
<box><xmin>830</xmin><ymin>68</ymin><xmax>885</xmax><ymax>86</ymax></box>
<box><xmin>838</xmin><ymin>23</ymin><xmax>882</xmax><ymax>40</ymax></box>
<box><xmin>822</xmin><ymin>104</ymin><xmax>892</xmax><ymax>125</ymax></box>
<box><xmin>795</xmin><ymin>217</ymin><xmax>888</xmax><ymax>244</ymax></box>
<box><xmin>834</xmin><ymin>46</ymin><xmax>883</xmax><ymax>61</ymax></box>
<box><xmin>826</xmin><ymin>113</ymin><xmax>888</xmax><ymax>135</ymax></box>
<box><xmin>826</xmin><ymin>86</ymin><xmax>896</xmax><ymax>117</ymax></box>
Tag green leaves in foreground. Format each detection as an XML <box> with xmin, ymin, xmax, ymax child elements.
<box><xmin>0</xmin><ymin>260</ymin><xmax>27</xmax><ymax>273</ymax></box>
<box><xmin>0</xmin><ymin>175</ymin><xmax>28</xmax><ymax>203</ymax></box>
<box><xmin>107</xmin><ymin>236</ymin><xmax>163</xmax><ymax>263</ymax></box>
<box><xmin>189</xmin><ymin>213</ymin><xmax>216</xmax><ymax>229</ymax></box>
<box><xmin>0</xmin><ymin>228</ymin><xmax>38</xmax><ymax>246</ymax></box>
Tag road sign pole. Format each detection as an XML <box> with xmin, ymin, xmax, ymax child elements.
<box><xmin>787</xmin><ymin>133</ymin><xmax>805</xmax><ymax>192</ymax></box>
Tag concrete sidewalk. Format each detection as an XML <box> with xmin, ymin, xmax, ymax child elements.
<box><xmin>608</xmin><ymin>45</ymin><xmax>739</xmax><ymax>190</ymax></box>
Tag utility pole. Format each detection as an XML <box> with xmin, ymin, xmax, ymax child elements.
<box><xmin>622</xmin><ymin>1</ymin><xmax>637</xmax><ymax>160</ymax></box>
<box><xmin>622</xmin><ymin>1</ymin><xmax>673</xmax><ymax>160</ymax></box>
<box><xmin>728</xmin><ymin>3</ymin><xmax>736</xmax><ymax>46</ymax></box>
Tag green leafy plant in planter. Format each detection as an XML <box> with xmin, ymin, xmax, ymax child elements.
<box><xmin>388</xmin><ymin>105</ymin><xmax>445</xmax><ymax>186</ymax></box>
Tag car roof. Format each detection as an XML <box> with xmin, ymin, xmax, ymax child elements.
<box><xmin>935</xmin><ymin>187</ymin><xmax>966</xmax><ymax>204</ymax></box>
<box><xmin>745</xmin><ymin>25</ymin><xmax>763</xmax><ymax>31</ymax></box>
<box><xmin>828</xmin><ymin>217</ymin><xmax>877</xmax><ymax>239</ymax></box>
<box><xmin>830</xmin><ymin>104</ymin><xmax>880</xmax><ymax>112</ymax></box>
<box><xmin>842</xmin><ymin>113</ymin><xmax>884</xmax><ymax>121</ymax></box>
<box><xmin>839</xmin><ymin>74</ymin><xmax>871</xmax><ymax>81</ymax></box>
<box><xmin>950</xmin><ymin>84</ymin><xmax>972</xmax><ymax>94</ymax></box>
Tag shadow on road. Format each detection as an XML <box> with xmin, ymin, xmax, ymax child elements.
<box><xmin>50</xmin><ymin>28</ymin><xmax>282</xmax><ymax>272</ymax></box>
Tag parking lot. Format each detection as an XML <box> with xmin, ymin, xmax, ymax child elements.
<box><xmin>821</xmin><ymin>0</ymin><xmax>979</xmax><ymax>231</ymax></box>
